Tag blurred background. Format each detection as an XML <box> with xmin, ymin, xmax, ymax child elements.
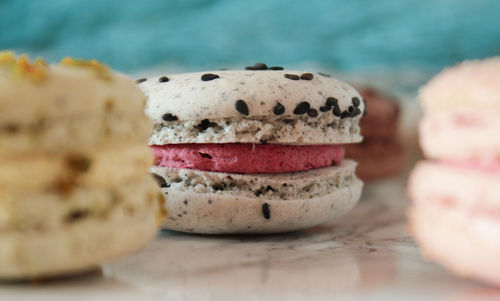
<box><xmin>1</xmin><ymin>0</ymin><xmax>499</xmax><ymax>92</ymax></box>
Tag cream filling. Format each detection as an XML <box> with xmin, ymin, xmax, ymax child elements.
<box><xmin>150</xmin><ymin>114</ymin><xmax>362</xmax><ymax>145</ymax></box>
<box><xmin>151</xmin><ymin>160</ymin><xmax>358</xmax><ymax>200</ymax></box>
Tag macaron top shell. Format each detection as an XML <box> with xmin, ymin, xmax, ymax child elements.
<box><xmin>0</xmin><ymin>52</ymin><xmax>151</xmax><ymax>154</ymax></box>
<box><xmin>0</xmin><ymin>53</ymin><xmax>147</xmax><ymax>130</ymax></box>
<box><xmin>419</xmin><ymin>57</ymin><xmax>500</xmax><ymax>112</ymax></box>
<box><xmin>141</xmin><ymin>70</ymin><xmax>365</xmax><ymax>122</ymax></box>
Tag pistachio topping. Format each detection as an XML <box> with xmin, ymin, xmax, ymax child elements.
<box><xmin>0</xmin><ymin>51</ymin><xmax>48</xmax><ymax>82</ymax></box>
<box><xmin>0</xmin><ymin>51</ymin><xmax>16</xmax><ymax>65</ymax></box>
<box><xmin>60</xmin><ymin>57</ymin><xmax>112</xmax><ymax>80</ymax></box>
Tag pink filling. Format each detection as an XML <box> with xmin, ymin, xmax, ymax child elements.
<box><xmin>152</xmin><ymin>143</ymin><xmax>345</xmax><ymax>174</ymax></box>
<box><xmin>430</xmin><ymin>160</ymin><xmax>500</xmax><ymax>219</ymax></box>
<box><xmin>431</xmin><ymin>194</ymin><xmax>500</xmax><ymax>219</ymax></box>
<box><xmin>452</xmin><ymin>113</ymin><xmax>484</xmax><ymax>127</ymax></box>
<box><xmin>443</xmin><ymin>160</ymin><xmax>500</xmax><ymax>173</ymax></box>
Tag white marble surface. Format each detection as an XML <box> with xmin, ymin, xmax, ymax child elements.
<box><xmin>1</xmin><ymin>177</ymin><xmax>499</xmax><ymax>301</ymax></box>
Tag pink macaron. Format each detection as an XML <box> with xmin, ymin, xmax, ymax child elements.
<box><xmin>408</xmin><ymin>57</ymin><xmax>500</xmax><ymax>286</ymax></box>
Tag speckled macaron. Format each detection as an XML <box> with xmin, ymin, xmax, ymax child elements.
<box><xmin>140</xmin><ymin>63</ymin><xmax>364</xmax><ymax>234</ymax></box>
<box><xmin>0</xmin><ymin>52</ymin><xmax>163</xmax><ymax>280</ymax></box>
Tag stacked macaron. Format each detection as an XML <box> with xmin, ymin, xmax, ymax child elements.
<box><xmin>0</xmin><ymin>52</ymin><xmax>162</xmax><ymax>280</ymax></box>
<box><xmin>408</xmin><ymin>57</ymin><xmax>500</xmax><ymax>286</ymax></box>
<box><xmin>345</xmin><ymin>88</ymin><xmax>405</xmax><ymax>181</ymax></box>
<box><xmin>140</xmin><ymin>64</ymin><xmax>366</xmax><ymax>234</ymax></box>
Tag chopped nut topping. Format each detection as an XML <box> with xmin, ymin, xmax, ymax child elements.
<box><xmin>0</xmin><ymin>51</ymin><xmax>48</xmax><ymax>82</ymax></box>
<box><xmin>60</xmin><ymin>57</ymin><xmax>112</xmax><ymax>80</ymax></box>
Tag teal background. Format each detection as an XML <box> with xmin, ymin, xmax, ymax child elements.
<box><xmin>1</xmin><ymin>0</ymin><xmax>499</xmax><ymax>74</ymax></box>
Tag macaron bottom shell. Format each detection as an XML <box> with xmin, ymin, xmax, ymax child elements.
<box><xmin>152</xmin><ymin>160</ymin><xmax>362</xmax><ymax>234</ymax></box>
<box><xmin>0</xmin><ymin>177</ymin><xmax>161</xmax><ymax>280</ymax></box>
<box><xmin>409</xmin><ymin>203</ymin><xmax>500</xmax><ymax>287</ymax></box>
<box><xmin>408</xmin><ymin>161</ymin><xmax>500</xmax><ymax>286</ymax></box>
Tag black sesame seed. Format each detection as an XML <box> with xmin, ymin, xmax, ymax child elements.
<box><xmin>362</xmin><ymin>98</ymin><xmax>367</xmax><ymax>116</ymax></box>
<box><xmin>293</xmin><ymin>102</ymin><xmax>310</xmax><ymax>114</ymax></box>
<box><xmin>332</xmin><ymin>106</ymin><xmax>342</xmax><ymax>117</ymax></box>
<box><xmin>135</xmin><ymin>78</ymin><xmax>147</xmax><ymax>84</ymax></box>
<box><xmin>235</xmin><ymin>100</ymin><xmax>249</xmax><ymax>115</ymax></box>
<box><xmin>348</xmin><ymin>106</ymin><xmax>354</xmax><ymax>113</ymax></box>
<box><xmin>254</xmin><ymin>63</ymin><xmax>268</xmax><ymax>70</ymax></box>
<box><xmin>352</xmin><ymin>97</ymin><xmax>360</xmax><ymax>107</ymax></box>
<box><xmin>262</xmin><ymin>203</ymin><xmax>271</xmax><ymax>220</ymax></box>
<box><xmin>300</xmin><ymin>73</ymin><xmax>314</xmax><ymax>80</ymax></box>
<box><xmin>273</xmin><ymin>102</ymin><xmax>285</xmax><ymax>115</ymax></box>
<box><xmin>158</xmin><ymin>76</ymin><xmax>169</xmax><ymax>83</ymax></box>
<box><xmin>340</xmin><ymin>111</ymin><xmax>351</xmax><ymax>119</ymax></box>
<box><xmin>152</xmin><ymin>173</ymin><xmax>170</xmax><ymax>188</ymax></box>
<box><xmin>318</xmin><ymin>72</ymin><xmax>331</xmax><ymax>77</ymax></box>
<box><xmin>255</xmin><ymin>188</ymin><xmax>265</xmax><ymax>197</ymax></box>
<box><xmin>195</xmin><ymin>119</ymin><xmax>217</xmax><ymax>132</ymax></box>
<box><xmin>269</xmin><ymin>66</ymin><xmax>284</xmax><ymax>70</ymax></box>
<box><xmin>326</xmin><ymin>97</ymin><xmax>338</xmax><ymax>106</ymax></box>
<box><xmin>320</xmin><ymin>105</ymin><xmax>332</xmax><ymax>112</ymax></box>
<box><xmin>212</xmin><ymin>183</ymin><xmax>226</xmax><ymax>191</ymax></box>
<box><xmin>201</xmin><ymin>73</ymin><xmax>219</xmax><ymax>81</ymax></box>
<box><xmin>245</xmin><ymin>63</ymin><xmax>268</xmax><ymax>70</ymax></box>
<box><xmin>266</xmin><ymin>185</ymin><xmax>274</xmax><ymax>192</ymax></box>
<box><xmin>162</xmin><ymin>113</ymin><xmax>178</xmax><ymax>122</ymax></box>
<box><xmin>352</xmin><ymin>108</ymin><xmax>362</xmax><ymax>117</ymax></box>
<box><xmin>199</xmin><ymin>152</ymin><xmax>213</xmax><ymax>159</ymax></box>
<box><xmin>284</xmin><ymin>74</ymin><xmax>300</xmax><ymax>80</ymax></box>
<box><xmin>307</xmin><ymin>108</ymin><xmax>318</xmax><ymax>117</ymax></box>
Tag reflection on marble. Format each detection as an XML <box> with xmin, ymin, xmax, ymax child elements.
<box><xmin>1</xmin><ymin>177</ymin><xmax>499</xmax><ymax>301</ymax></box>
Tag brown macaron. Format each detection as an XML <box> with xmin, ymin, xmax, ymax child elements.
<box><xmin>345</xmin><ymin>87</ymin><xmax>406</xmax><ymax>181</ymax></box>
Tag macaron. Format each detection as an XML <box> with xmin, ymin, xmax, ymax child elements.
<box><xmin>0</xmin><ymin>52</ymin><xmax>163</xmax><ymax>280</ymax></box>
<box><xmin>419</xmin><ymin>57</ymin><xmax>500</xmax><ymax>163</ymax></box>
<box><xmin>344</xmin><ymin>88</ymin><xmax>405</xmax><ymax>181</ymax></box>
<box><xmin>140</xmin><ymin>64</ymin><xmax>365</xmax><ymax>234</ymax></box>
<box><xmin>408</xmin><ymin>57</ymin><xmax>500</xmax><ymax>286</ymax></box>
